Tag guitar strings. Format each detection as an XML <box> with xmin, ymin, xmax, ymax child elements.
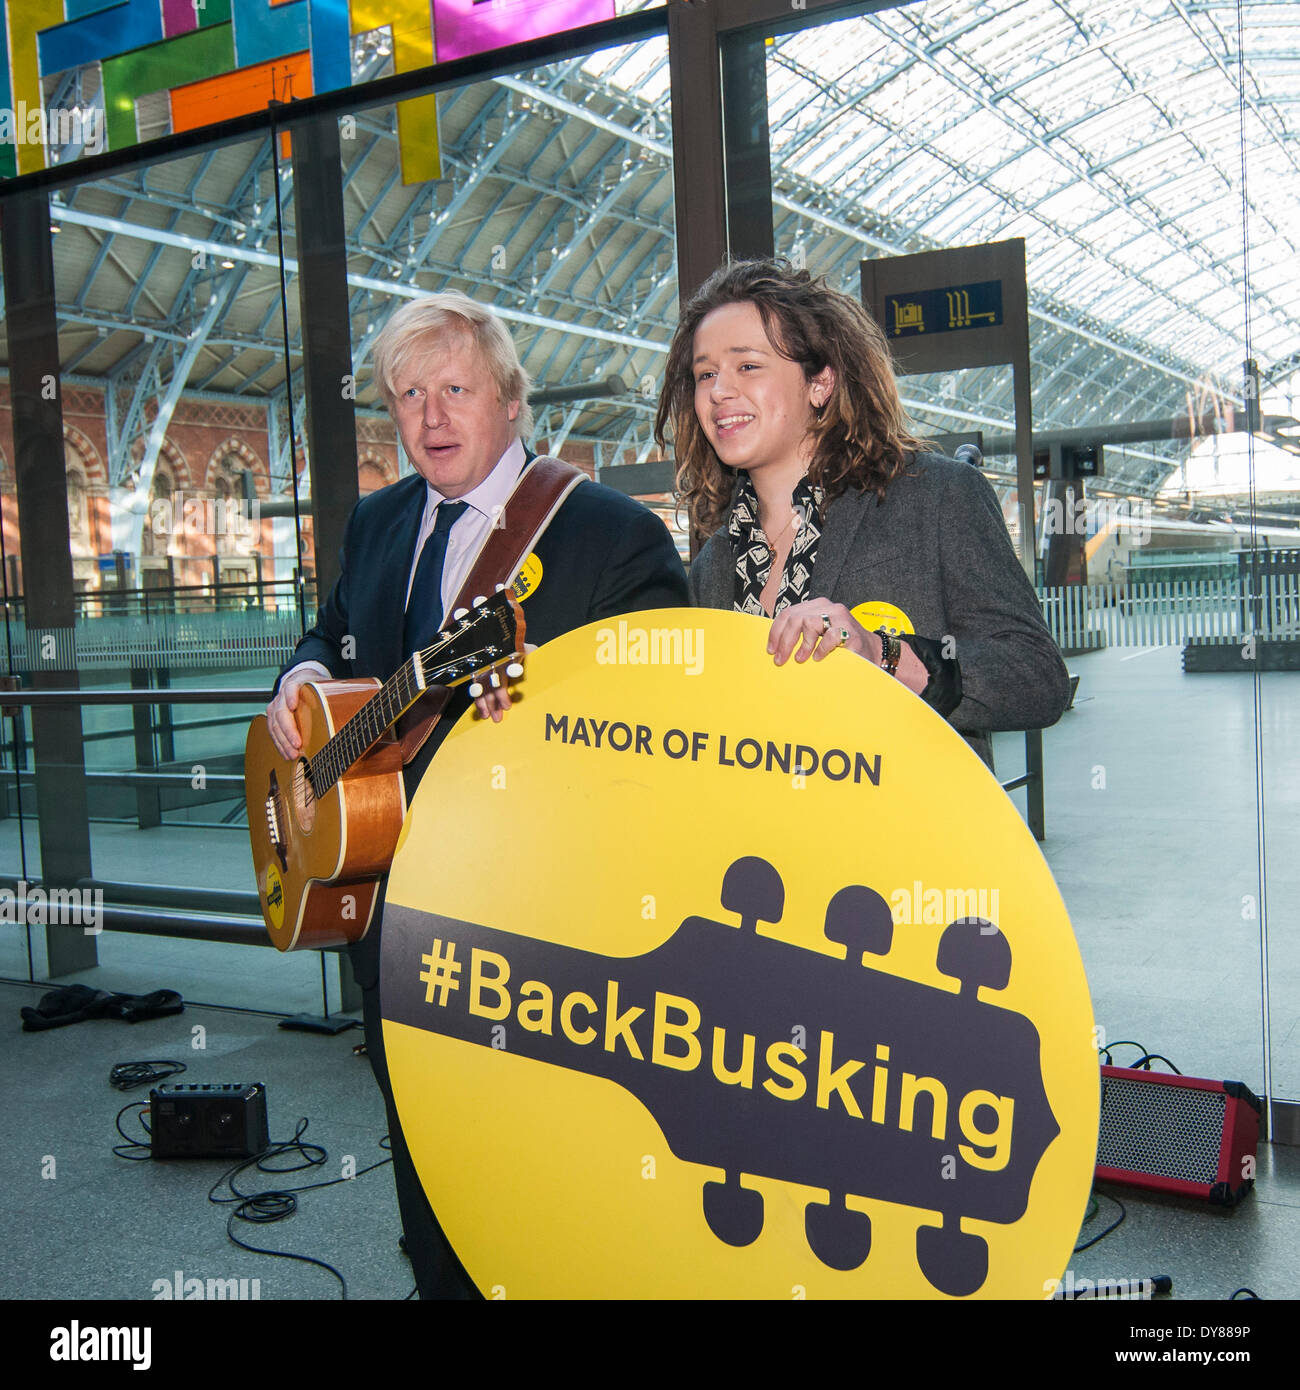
<box><xmin>315</xmin><ymin>599</ymin><xmax>513</xmax><ymax>790</ymax></box>
<box><xmin>304</xmin><ymin>601</ymin><xmax>513</xmax><ymax>795</ymax></box>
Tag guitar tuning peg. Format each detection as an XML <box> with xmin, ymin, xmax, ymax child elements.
<box><xmin>453</xmin><ymin>607</ymin><xmax>469</xmax><ymax>620</ymax></box>
<box><xmin>468</xmin><ymin>682</ymin><xmax>484</xmax><ymax>698</ymax></box>
<box><xmin>495</xmin><ymin>582</ymin><xmax>506</xmax><ymax>592</ymax></box>
<box><xmin>489</xmin><ymin>672</ymin><xmax>501</xmax><ymax>689</ymax></box>
<box><xmin>472</xmin><ymin>595</ymin><xmax>486</xmax><ymax>606</ymax></box>
<box><xmin>506</xmin><ymin>662</ymin><xmax>523</xmax><ymax>679</ymax></box>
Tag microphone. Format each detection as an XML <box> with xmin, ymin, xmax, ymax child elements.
<box><xmin>954</xmin><ymin>444</ymin><xmax>983</xmax><ymax>468</ymax></box>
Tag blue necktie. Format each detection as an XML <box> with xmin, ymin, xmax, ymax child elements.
<box><xmin>403</xmin><ymin>500</ymin><xmax>468</xmax><ymax>658</ymax></box>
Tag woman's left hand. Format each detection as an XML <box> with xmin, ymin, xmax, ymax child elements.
<box><xmin>767</xmin><ymin>598</ymin><xmax>882</xmax><ymax>665</ymax></box>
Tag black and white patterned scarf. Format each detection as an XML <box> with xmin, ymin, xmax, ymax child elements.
<box><xmin>727</xmin><ymin>471</ymin><xmax>825</xmax><ymax>616</ymax></box>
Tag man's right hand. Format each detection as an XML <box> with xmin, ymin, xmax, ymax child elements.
<box><xmin>267</xmin><ymin>667</ymin><xmax>317</xmax><ymax>761</ymax></box>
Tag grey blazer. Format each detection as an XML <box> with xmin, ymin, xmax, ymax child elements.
<box><xmin>689</xmin><ymin>453</ymin><xmax>1072</xmax><ymax>767</ymax></box>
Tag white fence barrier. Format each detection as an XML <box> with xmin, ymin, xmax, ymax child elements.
<box><xmin>6</xmin><ymin>612</ymin><xmax>306</xmax><ymax>671</ymax></box>
<box><xmin>1037</xmin><ymin>575</ymin><xmax>1300</xmax><ymax>649</ymax></box>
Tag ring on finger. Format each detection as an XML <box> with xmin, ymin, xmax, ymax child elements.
<box><xmin>839</xmin><ymin>628</ymin><xmax>849</xmax><ymax>647</ymax></box>
<box><xmin>821</xmin><ymin>613</ymin><xmax>831</xmax><ymax>633</ymax></box>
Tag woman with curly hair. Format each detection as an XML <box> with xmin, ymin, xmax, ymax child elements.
<box><xmin>654</xmin><ymin>258</ymin><xmax>1070</xmax><ymax>766</ymax></box>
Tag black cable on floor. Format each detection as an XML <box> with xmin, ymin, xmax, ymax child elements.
<box><xmin>1075</xmin><ymin>1189</ymin><xmax>1126</xmax><ymax>1252</ymax></box>
<box><xmin>207</xmin><ymin>1117</ymin><xmax>393</xmax><ymax>1300</ymax></box>
<box><xmin>1099</xmin><ymin>1039</ymin><xmax>1150</xmax><ymax>1066</ymax></box>
<box><xmin>1132</xmin><ymin>1053</ymin><xmax>1182</xmax><ymax>1074</ymax></box>
<box><xmin>113</xmin><ymin>1101</ymin><xmax>153</xmax><ymax>1159</ymax></box>
<box><xmin>1099</xmin><ymin>1040</ymin><xmax>1183</xmax><ymax>1073</ymax></box>
<box><xmin>110</xmin><ymin>1060</ymin><xmax>186</xmax><ymax>1091</ymax></box>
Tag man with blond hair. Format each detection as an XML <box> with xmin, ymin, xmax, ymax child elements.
<box><xmin>267</xmin><ymin>291</ymin><xmax>686</xmax><ymax>1298</ymax></box>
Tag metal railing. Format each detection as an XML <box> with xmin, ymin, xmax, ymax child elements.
<box><xmin>0</xmin><ymin>612</ymin><xmax>308</xmax><ymax>673</ymax></box>
<box><xmin>0</xmin><ymin>688</ymin><xmax>280</xmax><ymax>974</ymax></box>
<box><xmin>3</xmin><ymin>578</ymin><xmax>318</xmax><ymax>621</ymax></box>
<box><xmin>0</xmin><ymin>685</ymin><xmax>265</xmax><ymax>833</ymax></box>
<box><xmin>0</xmin><ymin>675</ymin><xmax>1054</xmax><ymax>929</ymax></box>
<box><xmin>2</xmin><ymin>574</ymin><xmax>1285</xmax><ymax>678</ymax></box>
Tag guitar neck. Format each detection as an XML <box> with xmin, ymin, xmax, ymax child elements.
<box><xmin>302</xmin><ymin>591</ymin><xmax>523</xmax><ymax>796</ymax></box>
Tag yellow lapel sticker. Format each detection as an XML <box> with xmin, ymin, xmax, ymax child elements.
<box><xmin>512</xmin><ymin>553</ymin><xmax>543</xmax><ymax>602</ymax></box>
<box><xmin>852</xmin><ymin>600</ymin><xmax>914</xmax><ymax>635</ymax></box>
<box><xmin>382</xmin><ymin>609</ymin><xmax>1097</xmax><ymax>1299</ymax></box>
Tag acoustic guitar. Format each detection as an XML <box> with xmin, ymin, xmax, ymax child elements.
<box><xmin>244</xmin><ymin>589</ymin><xmax>523</xmax><ymax>951</ymax></box>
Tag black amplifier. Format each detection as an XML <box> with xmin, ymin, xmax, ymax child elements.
<box><xmin>149</xmin><ymin>1082</ymin><xmax>269</xmax><ymax>1159</ymax></box>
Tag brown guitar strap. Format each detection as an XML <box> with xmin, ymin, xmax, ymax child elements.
<box><xmin>397</xmin><ymin>455</ymin><xmax>585</xmax><ymax>764</ymax></box>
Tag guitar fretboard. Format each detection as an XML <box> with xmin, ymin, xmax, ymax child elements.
<box><xmin>306</xmin><ymin>656</ymin><xmax>423</xmax><ymax>797</ymax></box>
<box><xmin>300</xmin><ymin>597</ymin><xmax>516</xmax><ymax>797</ymax></box>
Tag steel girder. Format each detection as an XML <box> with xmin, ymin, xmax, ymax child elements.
<box><xmin>19</xmin><ymin>2</ymin><xmax>1297</xmax><ymax>514</ymax></box>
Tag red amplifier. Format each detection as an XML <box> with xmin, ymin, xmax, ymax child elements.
<box><xmin>1095</xmin><ymin>1066</ymin><xmax>1262</xmax><ymax>1205</ymax></box>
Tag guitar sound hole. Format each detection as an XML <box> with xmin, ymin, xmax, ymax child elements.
<box><xmin>293</xmin><ymin>758</ymin><xmax>316</xmax><ymax>833</ymax></box>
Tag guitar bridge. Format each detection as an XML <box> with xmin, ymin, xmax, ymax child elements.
<box><xmin>265</xmin><ymin>770</ymin><xmax>288</xmax><ymax>872</ymax></box>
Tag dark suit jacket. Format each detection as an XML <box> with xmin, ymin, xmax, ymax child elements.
<box><xmin>689</xmin><ymin>453</ymin><xmax>1071</xmax><ymax>765</ymax></box>
<box><xmin>290</xmin><ymin>469</ymin><xmax>684</xmax><ymax>686</ymax></box>
<box><xmin>282</xmin><ymin>461</ymin><xmax>688</xmax><ymax>986</ymax></box>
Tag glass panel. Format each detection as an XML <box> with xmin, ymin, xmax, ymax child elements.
<box><xmin>11</xmin><ymin>131</ymin><xmax>316</xmax><ymax>1010</ymax></box>
<box><xmin>336</xmin><ymin>32</ymin><xmax>678</xmax><ymax>539</ymax></box>
<box><xmin>0</xmin><ymin>261</ymin><xmax>29</xmax><ymax>947</ymax></box>
<box><xmin>49</xmin><ymin>133</ymin><xmax>303</xmax><ymax>617</ymax></box>
<box><xmin>4</xmin><ymin>19</ymin><xmax>679</xmax><ymax>1009</ymax></box>
<box><xmin>764</xmin><ymin>4</ymin><xmax>1268</xmax><ymax>1094</ymax></box>
<box><xmin>1242</xmin><ymin>3</ymin><xmax>1300</xmax><ymax>1109</ymax></box>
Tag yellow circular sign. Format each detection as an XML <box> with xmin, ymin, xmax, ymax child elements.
<box><xmin>263</xmin><ymin>863</ymin><xmax>285</xmax><ymax>931</ymax></box>
<box><xmin>511</xmin><ymin>553</ymin><xmax>543</xmax><ymax>602</ymax></box>
<box><xmin>851</xmin><ymin>600</ymin><xmax>915</xmax><ymax>636</ymax></box>
<box><xmin>383</xmin><ymin>610</ymin><xmax>1097</xmax><ymax>1298</ymax></box>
